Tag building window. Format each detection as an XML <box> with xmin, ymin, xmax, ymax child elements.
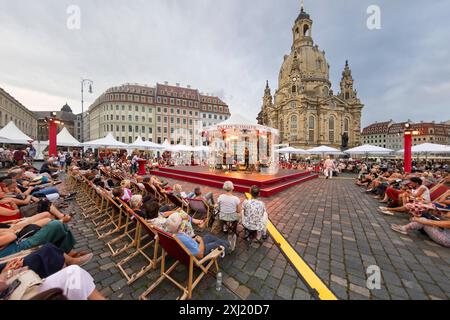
<box><xmin>308</xmin><ymin>116</ymin><xmax>315</xmax><ymax>142</ymax></box>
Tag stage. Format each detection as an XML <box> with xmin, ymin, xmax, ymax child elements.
<box><xmin>149</xmin><ymin>166</ymin><xmax>319</xmax><ymax>197</ymax></box>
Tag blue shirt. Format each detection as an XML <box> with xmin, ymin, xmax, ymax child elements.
<box><xmin>176</xmin><ymin>233</ymin><xmax>199</xmax><ymax>256</ymax></box>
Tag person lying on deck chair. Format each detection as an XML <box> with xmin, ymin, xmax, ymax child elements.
<box><xmin>165</xmin><ymin>214</ymin><xmax>231</xmax><ymax>258</ymax></box>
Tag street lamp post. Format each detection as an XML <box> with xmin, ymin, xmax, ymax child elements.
<box><xmin>81</xmin><ymin>79</ymin><xmax>93</xmax><ymax>143</ymax></box>
<box><xmin>403</xmin><ymin>123</ymin><xmax>419</xmax><ymax>174</ymax></box>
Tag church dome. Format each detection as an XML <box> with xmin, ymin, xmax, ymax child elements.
<box><xmin>61</xmin><ymin>103</ymin><xmax>73</xmax><ymax>113</ymax></box>
<box><xmin>278</xmin><ymin>45</ymin><xmax>330</xmax><ymax>88</ymax></box>
<box><xmin>295</xmin><ymin>8</ymin><xmax>310</xmax><ymax>22</ymax></box>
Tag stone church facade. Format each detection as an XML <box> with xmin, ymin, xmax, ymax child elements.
<box><xmin>257</xmin><ymin>6</ymin><xmax>364</xmax><ymax>149</ymax></box>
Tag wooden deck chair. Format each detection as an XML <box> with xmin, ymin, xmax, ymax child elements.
<box><xmin>115</xmin><ymin>199</ymin><xmax>161</xmax><ymax>284</ymax></box>
<box><xmin>430</xmin><ymin>184</ymin><xmax>449</xmax><ymax>202</ymax></box>
<box><xmin>95</xmin><ymin>192</ymin><xmax>127</xmax><ymax>240</ymax></box>
<box><xmin>187</xmin><ymin>198</ymin><xmax>211</xmax><ymax>226</ymax></box>
<box><xmin>153</xmin><ymin>184</ymin><xmax>169</xmax><ymax>205</ymax></box>
<box><xmin>140</xmin><ymin>228</ymin><xmax>224</xmax><ymax>300</ymax></box>
<box><xmin>144</xmin><ymin>183</ymin><xmax>165</xmax><ymax>205</ymax></box>
<box><xmin>0</xmin><ymin>248</ymin><xmax>37</xmax><ymax>265</ymax></box>
<box><xmin>166</xmin><ymin>193</ymin><xmax>189</xmax><ymax>211</ymax></box>
<box><xmin>106</xmin><ymin>197</ymin><xmax>138</xmax><ymax>256</ymax></box>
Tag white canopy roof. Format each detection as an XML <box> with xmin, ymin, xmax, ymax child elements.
<box><xmin>397</xmin><ymin>143</ymin><xmax>450</xmax><ymax>154</ymax></box>
<box><xmin>142</xmin><ymin>140</ymin><xmax>164</xmax><ymax>151</ymax></box>
<box><xmin>193</xmin><ymin>145</ymin><xmax>210</xmax><ymax>152</ymax></box>
<box><xmin>275</xmin><ymin>146</ymin><xmax>308</xmax><ymax>154</ymax></box>
<box><xmin>345</xmin><ymin>144</ymin><xmax>393</xmax><ymax>155</ymax></box>
<box><xmin>54</xmin><ymin>127</ymin><xmax>80</xmax><ymax>147</ymax></box>
<box><xmin>161</xmin><ymin>139</ymin><xmax>175</xmax><ymax>151</ymax></box>
<box><xmin>307</xmin><ymin>146</ymin><xmax>344</xmax><ymax>154</ymax></box>
<box><xmin>206</xmin><ymin>113</ymin><xmax>279</xmax><ymax>134</ymax></box>
<box><xmin>0</xmin><ymin>121</ymin><xmax>34</xmax><ymax>144</ymax></box>
<box><xmin>172</xmin><ymin>144</ymin><xmax>194</xmax><ymax>152</ymax></box>
<box><xmin>82</xmin><ymin>133</ymin><xmax>128</xmax><ymax>148</ymax></box>
<box><xmin>129</xmin><ymin>136</ymin><xmax>148</xmax><ymax>149</ymax></box>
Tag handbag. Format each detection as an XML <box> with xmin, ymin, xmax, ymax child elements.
<box><xmin>5</xmin><ymin>269</ymin><xmax>43</xmax><ymax>300</ymax></box>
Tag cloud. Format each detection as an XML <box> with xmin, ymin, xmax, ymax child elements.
<box><xmin>0</xmin><ymin>0</ymin><xmax>448</xmax><ymax>126</ymax></box>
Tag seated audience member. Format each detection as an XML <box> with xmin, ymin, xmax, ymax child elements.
<box><xmin>0</xmin><ymin>219</ymin><xmax>77</xmax><ymax>259</ymax></box>
<box><xmin>217</xmin><ymin>182</ymin><xmax>241</xmax><ymax>241</ymax></box>
<box><xmin>379</xmin><ymin>177</ymin><xmax>431</xmax><ymax>215</ymax></box>
<box><xmin>0</xmin><ymin>264</ymin><xmax>105</xmax><ymax>300</ymax></box>
<box><xmin>120</xmin><ymin>180</ymin><xmax>133</xmax><ymax>202</ymax></box>
<box><xmin>165</xmin><ymin>214</ymin><xmax>231</xmax><ymax>257</ymax></box>
<box><xmin>150</xmin><ymin>206</ymin><xmax>205</xmax><ymax>237</ymax></box>
<box><xmin>391</xmin><ymin>211</ymin><xmax>450</xmax><ymax>248</ymax></box>
<box><xmin>187</xmin><ymin>187</ymin><xmax>215</xmax><ymax>207</ymax></box>
<box><xmin>242</xmin><ymin>186</ymin><xmax>268</xmax><ymax>242</ymax></box>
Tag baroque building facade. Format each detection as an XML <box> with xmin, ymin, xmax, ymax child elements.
<box><xmin>257</xmin><ymin>6</ymin><xmax>364</xmax><ymax>149</ymax></box>
<box><xmin>88</xmin><ymin>82</ymin><xmax>230</xmax><ymax>145</ymax></box>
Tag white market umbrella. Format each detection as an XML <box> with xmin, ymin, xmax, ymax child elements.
<box><xmin>345</xmin><ymin>144</ymin><xmax>393</xmax><ymax>155</ymax></box>
<box><xmin>0</xmin><ymin>121</ymin><xmax>34</xmax><ymax>144</ymax></box>
<box><xmin>307</xmin><ymin>146</ymin><xmax>343</xmax><ymax>155</ymax></box>
<box><xmin>275</xmin><ymin>146</ymin><xmax>308</xmax><ymax>154</ymax></box>
<box><xmin>397</xmin><ymin>143</ymin><xmax>450</xmax><ymax>154</ymax></box>
<box><xmin>82</xmin><ymin>133</ymin><xmax>128</xmax><ymax>148</ymax></box>
<box><xmin>161</xmin><ymin>139</ymin><xmax>175</xmax><ymax>151</ymax></box>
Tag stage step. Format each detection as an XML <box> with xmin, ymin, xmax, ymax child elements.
<box><xmin>158</xmin><ymin>166</ymin><xmax>311</xmax><ymax>187</ymax></box>
<box><xmin>149</xmin><ymin>169</ymin><xmax>318</xmax><ymax>197</ymax></box>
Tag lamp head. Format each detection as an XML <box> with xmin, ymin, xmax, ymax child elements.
<box><xmin>88</xmin><ymin>84</ymin><xmax>93</xmax><ymax>94</ymax></box>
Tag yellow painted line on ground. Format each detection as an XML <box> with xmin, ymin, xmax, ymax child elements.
<box><xmin>267</xmin><ymin>220</ymin><xmax>338</xmax><ymax>300</ymax></box>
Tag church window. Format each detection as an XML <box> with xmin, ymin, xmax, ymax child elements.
<box><xmin>344</xmin><ymin>118</ymin><xmax>349</xmax><ymax>134</ymax></box>
<box><xmin>295</xmin><ymin>28</ymin><xmax>299</xmax><ymax>39</ymax></box>
<box><xmin>317</xmin><ymin>59</ymin><xmax>322</xmax><ymax>70</ymax></box>
<box><xmin>290</xmin><ymin>101</ymin><xmax>296</xmax><ymax>108</ymax></box>
<box><xmin>290</xmin><ymin>115</ymin><xmax>298</xmax><ymax>129</ymax></box>
<box><xmin>308</xmin><ymin>116</ymin><xmax>315</xmax><ymax>142</ymax></box>
<box><xmin>345</xmin><ymin>92</ymin><xmax>350</xmax><ymax>100</ymax></box>
<box><xmin>329</xmin><ymin>116</ymin><xmax>335</xmax><ymax>143</ymax></box>
<box><xmin>292</xmin><ymin>85</ymin><xmax>297</xmax><ymax>94</ymax></box>
<box><xmin>303</xmin><ymin>24</ymin><xmax>309</xmax><ymax>36</ymax></box>
<box><xmin>324</xmin><ymin>86</ymin><xmax>329</xmax><ymax>96</ymax></box>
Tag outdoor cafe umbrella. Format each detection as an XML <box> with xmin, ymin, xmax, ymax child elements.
<box><xmin>275</xmin><ymin>146</ymin><xmax>308</xmax><ymax>154</ymax></box>
<box><xmin>345</xmin><ymin>144</ymin><xmax>393</xmax><ymax>156</ymax></box>
<box><xmin>307</xmin><ymin>146</ymin><xmax>343</xmax><ymax>156</ymax></box>
<box><xmin>397</xmin><ymin>142</ymin><xmax>450</xmax><ymax>160</ymax></box>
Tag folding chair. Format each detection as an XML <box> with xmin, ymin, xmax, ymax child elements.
<box><xmin>166</xmin><ymin>193</ymin><xmax>189</xmax><ymax>211</ymax></box>
<box><xmin>95</xmin><ymin>193</ymin><xmax>127</xmax><ymax>239</ymax></box>
<box><xmin>140</xmin><ymin>228</ymin><xmax>224</xmax><ymax>300</ymax></box>
<box><xmin>105</xmin><ymin>197</ymin><xmax>138</xmax><ymax>256</ymax></box>
<box><xmin>187</xmin><ymin>198</ymin><xmax>212</xmax><ymax>226</ymax></box>
<box><xmin>144</xmin><ymin>183</ymin><xmax>165</xmax><ymax>205</ymax></box>
<box><xmin>115</xmin><ymin>199</ymin><xmax>161</xmax><ymax>284</ymax></box>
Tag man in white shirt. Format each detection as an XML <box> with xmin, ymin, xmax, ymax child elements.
<box><xmin>323</xmin><ymin>156</ymin><xmax>336</xmax><ymax>179</ymax></box>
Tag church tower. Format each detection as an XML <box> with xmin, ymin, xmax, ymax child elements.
<box><xmin>339</xmin><ymin>60</ymin><xmax>357</xmax><ymax>101</ymax></box>
<box><xmin>258</xmin><ymin>2</ymin><xmax>364</xmax><ymax>149</ymax></box>
<box><xmin>292</xmin><ymin>2</ymin><xmax>313</xmax><ymax>48</ymax></box>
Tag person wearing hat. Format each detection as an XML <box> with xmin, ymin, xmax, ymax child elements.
<box><xmin>165</xmin><ymin>214</ymin><xmax>231</xmax><ymax>258</ymax></box>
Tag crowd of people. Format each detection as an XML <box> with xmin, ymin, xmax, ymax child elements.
<box><xmin>1</xmin><ymin>145</ymin><xmax>448</xmax><ymax>300</ymax></box>
<box><xmin>355</xmin><ymin>163</ymin><xmax>450</xmax><ymax>247</ymax></box>
<box><xmin>0</xmin><ymin>161</ymin><xmax>106</xmax><ymax>300</ymax></box>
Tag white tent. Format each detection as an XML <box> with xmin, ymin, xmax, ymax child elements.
<box><xmin>0</xmin><ymin>121</ymin><xmax>34</xmax><ymax>144</ymax></box>
<box><xmin>397</xmin><ymin>143</ymin><xmax>450</xmax><ymax>154</ymax></box>
<box><xmin>54</xmin><ymin>127</ymin><xmax>80</xmax><ymax>147</ymax></box>
<box><xmin>307</xmin><ymin>146</ymin><xmax>344</xmax><ymax>155</ymax></box>
<box><xmin>172</xmin><ymin>144</ymin><xmax>194</xmax><ymax>152</ymax></box>
<box><xmin>129</xmin><ymin>136</ymin><xmax>148</xmax><ymax>149</ymax></box>
<box><xmin>193</xmin><ymin>146</ymin><xmax>210</xmax><ymax>152</ymax></box>
<box><xmin>345</xmin><ymin>144</ymin><xmax>393</xmax><ymax>155</ymax></box>
<box><xmin>275</xmin><ymin>146</ymin><xmax>308</xmax><ymax>154</ymax></box>
<box><xmin>161</xmin><ymin>139</ymin><xmax>175</xmax><ymax>151</ymax></box>
<box><xmin>81</xmin><ymin>133</ymin><xmax>128</xmax><ymax>148</ymax></box>
<box><xmin>142</xmin><ymin>140</ymin><xmax>164</xmax><ymax>151</ymax></box>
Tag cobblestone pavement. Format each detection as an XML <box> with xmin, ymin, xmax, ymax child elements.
<box><xmin>65</xmin><ymin>175</ymin><xmax>449</xmax><ymax>300</ymax></box>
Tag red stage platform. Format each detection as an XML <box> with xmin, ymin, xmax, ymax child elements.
<box><xmin>149</xmin><ymin>166</ymin><xmax>318</xmax><ymax>197</ymax></box>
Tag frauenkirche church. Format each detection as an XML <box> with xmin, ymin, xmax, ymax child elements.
<box><xmin>257</xmin><ymin>5</ymin><xmax>364</xmax><ymax>149</ymax></box>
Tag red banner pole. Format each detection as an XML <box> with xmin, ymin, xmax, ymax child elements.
<box><xmin>49</xmin><ymin>120</ymin><xmax>57</xmax><ymax>157</ymax></box>
<box><xmin>404</xmin><ymin>131</ymin><xmax>412</xmax><ymax>174</ymax></box>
